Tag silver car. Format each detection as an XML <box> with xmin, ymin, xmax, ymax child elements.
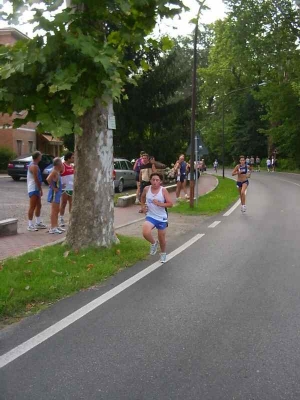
<box><xmin>113</xmin><ymin>158</ymin><xmax>136</xmax><ymax>193</ymax></box>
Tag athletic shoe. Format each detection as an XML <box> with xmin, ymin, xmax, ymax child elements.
<box><xmin>242</xmin><ymin>205</ymin><xmax>246</xmax><ymax>213</ymax></box>
<box><xmin>59</xmin><ymin>217</ymin><xmax>65</xmax><ymax>227</ymax></box>
<box><xmin>34</xmin><ymin>222</ymin><xmax>47</xmax><ymax>229</ymax></box>
<box><xmin>49</xmin><ymin>228</ymin><xmax>62</xmax><ymax>234</ymax></box>
<box><xmin>160</xmin><ymin>253</ymin><xmax>167</xmax><ymax>263</ymax></box>
<box><xmin>135</xmin><ymin>199</ymin><xmax>140</xmax><ymax>205</ymax></box>
<box><xmin>27</xmin><ymin>225</ymin><xmax>38</xmax><ymax>232</ymax></box>
<box><xmin>57</xmin><ymin>227</ymin><xmax>66</xmax><ymax>232</ymax></box>
<box><xmin>150</xmin><ymin>241</ymin><xmax>158</xmax><ymax>256</ymax></box>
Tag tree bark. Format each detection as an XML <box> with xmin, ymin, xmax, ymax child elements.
<box><xmin>66</xmin><ymin>100</ymin><xmax>117</xmax><ymax>249</ymax></box>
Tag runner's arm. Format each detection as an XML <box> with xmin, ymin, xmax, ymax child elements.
<box><xmin>153</xmin><ymin>188</ymin><xmax>173</xmax><ymax>208</ymax></box>
<box><xmin>46</xmin><ymin>170</ymin><xmax>59</xmax><ymax>192</ymax></box>
<box><xmin>232</xmin><ymin>165</ymin><xmax>239</xmax><ymax>176</ymax></box>
<box><xmin>140</xmin><ymin>186</ymin><xmax>149</xmax><ymax>212</ymax></box>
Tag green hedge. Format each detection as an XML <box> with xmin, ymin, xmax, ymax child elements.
<box><xmin>0</xmin><ymin>147</ymin><xmax>16</xmax><ymax>171</ymax></box>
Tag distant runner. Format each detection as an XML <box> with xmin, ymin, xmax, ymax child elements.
<box><xmin>232</xmin><ymin>155</ymin><xmax>251</xmax><ymax>213</ymax></box>
<box><xmin>27</xmin><ymin>151</ymin><xmax>47</xmax><ymax>231</ymax></box>
<box><xmin>213</xmin><ymin>159</ymin><xmax>218</xmax><ymax>173</ymax></box>
<box><xmin>255</xmin><ymin>156</ymin><xmax>261</xmax><ymax>172</ymax></box>
<box><xmin>141</xmin><ymin>173</ymin><xmax>173</xmax><ymax>263</ymax></box>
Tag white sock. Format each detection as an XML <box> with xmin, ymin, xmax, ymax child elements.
<box><xmin>28</xmin><ymin>220</ymin><xmax>33</xmax><ymax>227</ymax></box>
<box><xmin>36</xmin><ymin>216</ymin><xmax>41</xmax><ymax>224</ymax></box>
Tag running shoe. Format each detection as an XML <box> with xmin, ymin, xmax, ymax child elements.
<box><xmin>59</xmin><ymin>217</ymin><xmax>65</xmax><ymax>227</ymax></box>
<box><xmin>49</xmin><ymin>228</ymin><xmax>62</xmax><ymax>234</ymax></box>
<box><xmin>57</xmin><ymin>227</ymin><xmax>66</xmax><ymax>232</ymax></box>
<box><xmin>160</xmin><ymin>253</ymin><xmax>167</xmax><ymax>263</ymax></box>
<box><xmin>242</xmin><ymin>205</ymin><xmax>246</xmax><ymax>213</ymax></box>
<box><xmin>27</xmin><ymin>225</ymin><xmax>38</xmax><ymax>232</ymax></box>
<box><xmin>150</xmin><ymin>241</ymin><xmax>158</xmax><ymax>255</ymax></box>
<box><xmin>34</xmin><ymin>222</ymin><xmax>47</xmax><ymax>229</ymax></box>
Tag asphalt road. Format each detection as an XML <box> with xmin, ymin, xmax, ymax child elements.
<box><xmin>1</xmin><ymin>171</ymin><xmax>300</xmax><ymax>399</ymax></box>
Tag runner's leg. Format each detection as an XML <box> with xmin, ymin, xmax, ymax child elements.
<box><xmin>142</xmin><ymin>221</ymin><xmax>155</xmax><ymax>244</ymax></box>
<box><xmin>158</xmin><ymin>229</ymin><xmax>166</xmax><ymax>253</ymax></box>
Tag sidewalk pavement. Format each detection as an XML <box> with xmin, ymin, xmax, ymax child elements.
<box><xmin>0</xmin><ymin>175</ymin><xmax>217</xmax><ymax>261</ymax></box>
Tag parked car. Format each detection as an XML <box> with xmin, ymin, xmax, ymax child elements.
<box><xmin>42</xmin><ymin>156</ymin><xmax>65</xmax><ymax>184</ymax></box>
<box><xmin>113</xmin><ymin>158</ymin><xmax>136</xmax><ymax>193</ymax></box>
<box><xmin>7</xmin><ymin>154</ymin><xmax>54</xmax><ymax>182</ymax></box>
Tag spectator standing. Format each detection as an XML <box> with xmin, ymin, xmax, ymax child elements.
<box><xmin>46</xmin><ymin>158</ymin><xmax>64</xmax><ymax>234</ymax></box>
<box><xmin>174</xmin><ymin>154</ymin><xmax>189</xmax><ymax>201</ymax></box>
<box><xmin>139</xmin><ymin>154</ymin><xmax>156</xmax><ymax>212</ymax></box>
<box><xmin>59</xmin><ymin>152</ymin><xmax>75</xmax><ymax>227</ymax></box>
<box><xmin>27</xmin><ymin>151</ymin><xmax>47</xmax><ymax>231</ymax></box>
<box><xmin>133</xmin><ymin>151</ymin><xmax>145</xmax><ymax>205</ymax></box>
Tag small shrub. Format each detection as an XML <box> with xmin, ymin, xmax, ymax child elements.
<box><xmin>0</xmin><ymin>147</ymin><xmax>16</xmax><ymax>171</ymax></box>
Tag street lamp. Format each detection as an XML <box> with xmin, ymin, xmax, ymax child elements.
<box><xmin>221</xmin><ymin>83</ymin><xmax>266</xmax><ymax>178</ymax></box>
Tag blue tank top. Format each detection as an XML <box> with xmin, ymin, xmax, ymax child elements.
<box><xmin>47</xmin><ymin>175</ymin><xmax>62</xmax><ymax>202</ymax></box>
<box><xmin>180</xmin><ymin>161</ymin><xmax>187</xmax><ymax>176</ymax></box>
<box><xmin>239</xmin><ymin>164</ymin><xmax>248</xmax><ymax>174</ymax></box>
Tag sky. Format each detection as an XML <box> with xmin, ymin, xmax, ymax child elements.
<box><xmin>0</xmin><ymin>0</ymin><xmax>226</xmax><ymax>38</ymax></box>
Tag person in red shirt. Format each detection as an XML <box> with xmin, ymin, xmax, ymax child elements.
<box><xmin>59</xmin><ymin>152</ymin><xmax>75</xmax><ymax>227</ymax></box>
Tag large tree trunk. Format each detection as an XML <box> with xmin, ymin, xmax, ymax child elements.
<box><xmin>66</xmin><ymin>100</ymin><xmax>117</xmax><ymax>249</ymax></box>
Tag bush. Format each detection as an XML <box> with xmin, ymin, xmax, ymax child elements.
<box><xmin>0</xmin><ymin>147</ymin><xmax>16</xmax><ymax>171</ymax></box>
<box><xmin>276</xmin><ymin>158</ymin><xmax>299</xmax><ymax>171</ymax></box>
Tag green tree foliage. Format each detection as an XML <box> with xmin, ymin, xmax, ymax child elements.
<box><xmin>199</xmin><ymin>0</ymin><xmax>300</xmax><ymax>165</ymax></box>
<box><xmin>0</xmin><ymin>0</ymin><xmax>186</xmax><ymax>136</ymax></box>
<box><xmin>0</xmin><ymin>0</ymin><xmax>187</xmax><ymax>249</ymax></box>
<box><xmin>114</xmin><ymin>39</ymin><xmax>192</xmax><ymax>164</ymax></box>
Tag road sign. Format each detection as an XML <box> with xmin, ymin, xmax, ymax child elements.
<box><xmin>186</xmin><ymin>135</ymin><xmax>208</xmax><ymax>157</ymax></box>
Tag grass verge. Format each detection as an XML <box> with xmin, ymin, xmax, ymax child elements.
<box><xmin>170</xmin><ymin>176</ymin><xmax>238</xmax><ymax>215</ymax></box>
<box><xmin>0</xmin><ymin>235</ymin><xmax>148</xmax><ymax>322</ymax></box>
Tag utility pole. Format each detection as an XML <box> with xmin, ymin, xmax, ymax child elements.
<box><xmin>190</xmin><ymin>2</ymin><xmax>206</xmax><ymax>208</ymax></box>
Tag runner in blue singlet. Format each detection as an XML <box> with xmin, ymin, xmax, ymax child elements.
<box><xmin>232</xmin><ymin>155</ymin><xmax>251</xmax><ymax>213</ymax></box>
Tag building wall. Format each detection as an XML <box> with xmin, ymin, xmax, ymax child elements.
<box><xmin>0</xmin><ymin>33</ymin><xmax>17</xmax><ymax>46</ymax></box>
<box><xmin>0</xmin><ymin>130</ymin><xmax>14</xmax><ymax>151</ymax></box>
<box><xmin>0</xmin><ymin>113</ymin><xmax>37</xmax><ymax>155</ymax></box>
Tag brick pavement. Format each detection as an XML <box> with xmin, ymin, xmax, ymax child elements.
<box><xmin>0</xmin><ymin>175</ymin><xmax>217</xmax><ymax>261</ymax></box>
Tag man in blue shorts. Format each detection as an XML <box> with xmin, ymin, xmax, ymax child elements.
<box><xmin>141</xmin><ymin>173</ymin><xmax>173</xmax><ymax>263</ymax></box>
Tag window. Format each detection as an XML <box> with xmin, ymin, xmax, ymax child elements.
<box><xmin>114</xmin><ymin>161</ymin><xmax>121</xmax><ymax>170</ymax></box>
<box><xmin>125</xmin><ymin>161</ymin><xmax>133</xmax><ymax>170</ymax></box>
<box><xmin>28</xmin><ymin>141</ymin><xmax>34</xmax><ymax>153</ymax></box>
<box><xmin>16</xmin><ymin>140</ymin><xmax>23</xmax><ymax>156</ymax></box>
<box><xmin>120</xmin><ymin>161</ymin><xmax>128</xmax><ymax>170</ymax></box>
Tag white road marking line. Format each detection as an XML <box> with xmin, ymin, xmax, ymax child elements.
<box><xmin>277</xmin><ymin>178</ymin><xmax>300</xmax><ymax>188</ymax></box>
<box><xmin>223</xmin><ymin>199</ymin><xmax>241</xmax><ymax>216</ymax></box>
<box><xmin>0</xmin><ymin>233</ymin><xmax>205</xmax><ymax>369</ymax></box>
<box><xmin>208</xmin><ymin>221</ymin><xmax>221</xmax><ymax>228</ymax></box>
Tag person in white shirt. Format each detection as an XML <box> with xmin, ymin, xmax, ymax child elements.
<box><xmin>140</xmin><ymin>173</ymin><xmax>173</xmax><ymax>263</ymax></box>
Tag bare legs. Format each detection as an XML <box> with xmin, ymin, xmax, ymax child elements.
<box><xmin>28</xmin><ymin>195</ymin><xmax>41</xmax><ymax>220</ymax></box>
<box><xmin>51</xmin><ymin>203</ymin><xmax>60</xmax><ymax>228</ymax></box>
<box><xmin>238</xmin><ymin>184</ymin><xmax>247</xmax><ymax>205</ymax></box>
<box><xmin>142</xmin><ymin>221</ymin><xmax>166</xmax><ymax>252</ymax></box>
